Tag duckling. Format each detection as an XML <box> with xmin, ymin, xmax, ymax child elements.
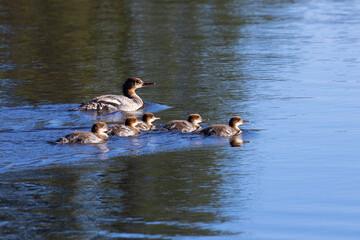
<box><xmin>164</xmin><ymin>114</ymin><xmax>204</xmax><ymax>133</ymax></box>
<box><xmin>56</xmin><ymin>122</ymin><xmax>109</xmax><ymax>144</ymax></box>
<box><xmin>200</xmin><ymin>116</ymin><xmax>248</xmax><ymax>137</ymax></box>
<box><xmin>107</xmin><ymin>116</ymin><xmax>140</xmax><ymax>137</ymax></box>
<box><xmin>136</xmin><ymin>113</ymin><xmax>161</xmax><ymax>131</ymax></box>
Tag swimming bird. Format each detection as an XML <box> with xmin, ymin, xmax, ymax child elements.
<box><xmin>107</xmin><ymin>116</ymin><xmax>140</xmax><ymax>137</ymax></box>
<box><xmin>200</xmin><ymin>116</ymin><xmax>248</xmax><ymax>137</ymax></box>
<box><xmin>71</xmin><ymin>77</ymin><xmax>155</xmax><ymax>112</ymax></box>
<box><xmin>56</xmin><ymin>122</ymin><xmax>109</xmax><ymax>144</ymax></box>
<box><xmin>164</xmin><ymin>114</ymin><xmax>204</xmax><ymax>133</ymax></box>
<box><xmin>135</xmin><ymin>113</ymin><xmax>160</xmax><ymax>131</ymax></box>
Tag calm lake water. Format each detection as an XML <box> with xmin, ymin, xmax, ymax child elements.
<box><xmin>1</xmin><ymin>0</ymin><xmax>360</xmax><ymax>239</ymax></box>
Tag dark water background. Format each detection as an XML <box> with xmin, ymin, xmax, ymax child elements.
<box><xmin>1</xmin><ymin>0</ymin><xmax>360</xmax><ymax>239</ymax></box>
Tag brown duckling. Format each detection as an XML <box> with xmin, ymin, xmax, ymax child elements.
<box><xmin>107</xmin><ymin>116</ymin><xmax>140</xmax><ymax>137</ymax></box>
<box><xmin>200</xmin><ymin>116</ymin><xmax>248</xmax><ymax>137</ymax></box>
<box><xmin>164</xmin><ymin>114</ymin><xmax>204</xmax><ymax>133</ymax></box>
<box><xmin>56</xmin><ymin>122</ymin><xmax>109</xmax><ymax>144</ymax></box>
<box><xmin>135</xmin><ymin>113</ymin><xmax>161</xmax><ymax>131</ymax></box>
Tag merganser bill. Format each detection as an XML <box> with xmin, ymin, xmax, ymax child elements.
<box><xmin>107</xmin><ymin>116</ymin><xmax>140</xmax><ymax>137</ymax></box>
<box><xmin>135</xmin><ymin>113</ymin><xmax>160</xmax><ymax>131</ymax></box>
<box><xmin>71</xmin><ymin>77</ymin><xmax>155</xmax><ymax>112</ymax></box>
<box><xmin>200</xmin><ymin>116</ymin><xmax>248</xmax><ymax>137</ymax></box>
<box><xmin>56</xmin><ymin>122</ymin><xmax>109</xmax><ymax>144</ymax></box>
<box><xmin>164</xmin><ymin>114</ymin><xmax>204</xmax><ymax>133</ymax></box>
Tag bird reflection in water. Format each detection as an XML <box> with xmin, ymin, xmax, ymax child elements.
<box><xmin>229</xmin><ymin>135</ymin><xmax>248</xmax><ymax>147</ymax></box>
<box><xmin>95</xmin><ymin>143</ymin><xmax>110</xmax><ymax>160</ymax></box>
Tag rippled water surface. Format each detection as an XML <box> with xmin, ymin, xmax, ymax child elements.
<box><xmin>1</xmin><ymin>0</ymin><xmax>360</xmax><ymax>239</ymax></box>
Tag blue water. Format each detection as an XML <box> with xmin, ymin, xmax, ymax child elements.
<box><xmin>1</xmin><ymin>0</ymin><xmax>360</xmax><ymax>239</ymax></box>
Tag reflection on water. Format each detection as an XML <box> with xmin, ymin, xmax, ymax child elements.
<box><xmin>1</xmin><ymin>0</ymin><xmax>360</xmax><ymax>239</ymax></box>
<box><xmin>229</xmin><ymin>135</ymin><xmax>245</xmax><ymax>147</ymax></box>
<box><xmin>0</xmin><ymin>149</ymin><xmax>250</xmax><ymax>239</ymax></box>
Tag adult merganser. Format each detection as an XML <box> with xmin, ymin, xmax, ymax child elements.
<box><xmin>135</xmin><ymin>113</ymin><xmax>161</xmax><ymax>131</ymax></box>
<box><xmin>107</xmin><ymin>116</ymin><xmax>140</xmax><ymax>137</ymax></box>
<box><xmin>164</xmin><ymin>114</ymin><xmax>204</xmax><ymax>133</ymax></box>
<box><xmin>200</xmin><ymin>116</ymin><xmax>248</xmax><ymax>137</ymax></box>
<box><xmin>56</xmin><ymin>122</ymin><xmax>109</xmax><ymax>144</ymax></box>
<box><xmin>71</xmin><ymin>77</ymin><xmax>155</xmax><ymax>112</ymax></box>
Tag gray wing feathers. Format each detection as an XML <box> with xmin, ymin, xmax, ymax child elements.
<box><xmin>164</xmin><ymin>121</ymin><xmax>196</xmax><ymax>132</ymax></box>
<box><xmin>108</xmin><ymin>125</ymin><xmax>137</xmax><ymax>137</ymax></box>
<box><xmin>74</xmin><ymin>95</ymin><xmax>143</xmax><ymax>111</ymax></box>
<box><xmin>135</xmin><ymin>122</ymin><xmax>149</xmax><ymax>131</ymax></box>
<box><xmin>57</xmin><ymin>132</ymin><xmax>103</xmax><ymax>144</ymax></box>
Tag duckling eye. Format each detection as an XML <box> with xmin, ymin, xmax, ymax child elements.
<box><xmin>136</xmin><ymin>80</ymin><xmax>141</xmax><ymax>84</ymax></box>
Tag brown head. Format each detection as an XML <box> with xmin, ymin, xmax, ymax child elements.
<box><xmin>229</xmin><ymin>116</ymin><xmax>248</xmax><ymax>130</ymax></box>
<box><xmin>142</xmin><ymin>112</ymin><xmax>161</xmax><ymax>125</ymax></box>
<box><xmin>91</xmin><ymin>122</ymin><xmax>108</xmax><ymax>134</ymax></box>
<box><xmin>122</xmin><ymin>77</ymin><xmax>155</xmax><ymax>96</ymax></box>
<box><xmin>125</xmin><ymin>116</ymin><xmax>139</xmax><ymax>128</ymax></box>
<box><xmin>187</xmin><ymin>114</ymin><xmax>204</xmax><ymax>126</ymax></box>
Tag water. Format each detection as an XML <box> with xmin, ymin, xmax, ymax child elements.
<box><xmin>1</xmin><ymin>0</ymin><xmax>360</xmax><ymax>239</ymax></box>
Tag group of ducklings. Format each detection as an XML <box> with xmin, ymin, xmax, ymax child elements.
<box><xmin>57</xmin><ymin>77</ymin><xmax>248</xmax><ymax>144</ymax></box>
<box><xmin>56</xmin><ymin>113</ymin><xmax>248</xmax><ymax>144</ymax></box>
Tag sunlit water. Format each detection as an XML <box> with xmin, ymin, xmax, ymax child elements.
<box><xmin>1</xmin><ymin>0</ymin><xmax>360</xmax><ymax>239</ymax></box>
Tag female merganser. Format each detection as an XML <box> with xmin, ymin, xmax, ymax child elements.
<box><xmin>135</xmin><ymin>113</ymin><xmax>161</xmax><ymax>131</ymax></box>
<box><xmin>56</xmin><ymin>122</ymin><xmax>109</xmax><ymax>144</ymax></box>
<box><xmin>71</xmin><ymin>77</ymin><xmax>155</xmax><ymax>112</ymax></box>
<box><xmin>200</xmin><ymin>116</ymin><xmax>248</xmax><ymax>137</ymax></box>
<box><xmin>164</xmin><ymin>114</ymin><xmax>204</xmax><ymax>133</ymax></box>
<box><xmin>107</xmin><ymin>116</ymin><xmax>140</xmax><ymax>137</ymax></box>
